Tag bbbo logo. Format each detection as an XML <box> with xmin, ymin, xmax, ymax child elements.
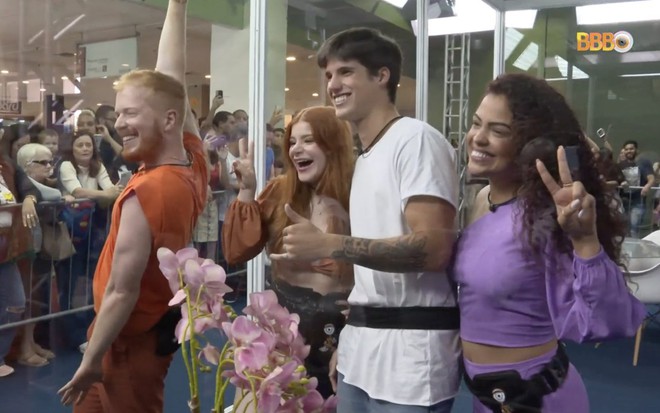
<box><xmin>576</xmin><ymin>31</ymin><xmax>633</xmax><ymax>53</ymax></box>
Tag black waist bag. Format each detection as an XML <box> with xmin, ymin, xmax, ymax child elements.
<box><xmin>463</xmin><ymin>345</ymin><xmax>569</xmax><ymax>413</ymax></box>
<box><xmin>152</xmin><ymin>307</ymin><xmax>182</xmax><ymax>357</ymax></box>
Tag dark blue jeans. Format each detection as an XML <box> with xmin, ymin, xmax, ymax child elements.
<box><xmin>337</xmin><ymin>373</ymin><xmax>455</xmax><ymax>413</ymax></box>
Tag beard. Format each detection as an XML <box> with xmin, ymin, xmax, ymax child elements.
<box><xmin>121</xmin><ymin>122</ymin><xmax>163</xmax><ymax>163</ymax></box>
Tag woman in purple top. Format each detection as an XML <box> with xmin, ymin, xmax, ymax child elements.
<box><xmin>452</xmin><ymin>73</ymin><xmax>646</xmax><ymax>413</ymax></box>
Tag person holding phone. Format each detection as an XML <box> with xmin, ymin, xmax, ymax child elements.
<box><xmin>451</xmin><ymin>73</ymin><xmax>645</xmax><ymax>412</ymax></box>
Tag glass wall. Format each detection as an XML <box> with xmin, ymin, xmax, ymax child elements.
<box><xmin>503</xmin><ymin>1</ymin><xmax>660</xmax><ymax>239</ymax></box>
<box><xmin>274</xmin><ymin>0</ymin><xmax>418</xmax><ymax>119</ymax></box>
<box><xmin>0</xmin><ymin>0</ymin><xmax>225</xmax><ymax>411</ymax></box>
<box><xmin>3</xmin><ymin>0</ymin><xmax>659</xmax><ymax>411</ymax></box>
<box><xmin>503</xmin><ymin>3</ymin><xmax>660</xmax><ymax>158</ymax></box>
<box><xmin>1</xmin><ymin>0</ymin><xmax>422</xmax><ymax>411</ymax></box>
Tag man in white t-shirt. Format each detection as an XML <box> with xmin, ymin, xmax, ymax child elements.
<box><xmin>272</xmin><ymin>28</ymin><xmax>460</xmax><ymax>413</ymax></box>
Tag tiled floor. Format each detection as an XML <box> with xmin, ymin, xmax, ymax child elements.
<box><xmin>3</xmin><ymin>303</ymin><xmax>660</xmax><ymax>412</ymax></box>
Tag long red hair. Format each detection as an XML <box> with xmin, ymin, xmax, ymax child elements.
<box><xmin>270</xmin><ymin>106</ymin><xmax>354</xmax><ymax>253</ymax></box>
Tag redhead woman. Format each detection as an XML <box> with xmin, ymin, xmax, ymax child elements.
<box><xmin>223</xmin><ymin>106</ymin><xmax>355</xmax><ymax>398</ymax></box>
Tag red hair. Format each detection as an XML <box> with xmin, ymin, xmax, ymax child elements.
<box><xmin>271</xmin><ymin>106</ymin><xmax>354</xmax><ymax>252</ymax></box>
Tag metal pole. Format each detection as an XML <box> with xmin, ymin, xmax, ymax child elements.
<box><xmin>415</xmin><ymin>0</ymin><xmax>429</xmax><ymax>121</ymax></box>
<box><xmin>247</xmin><ymin>0</ymin><xmax>268</xmax><ymax>298</ymax></box>
<box><xmin>493</xmin><ymin>9</ymin><xmax>505</xmax><ymax>78</ymax></box>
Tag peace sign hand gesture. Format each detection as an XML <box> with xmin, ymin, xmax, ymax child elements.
<box><xmin>535</xmin><ymin>146</ymin><xmax>597</xmax><ymax>242</ymax></box>
<box><xmin>233</xmin><ymin>137</ymin><xmax>256</xmax><ymax>191</ymax></box>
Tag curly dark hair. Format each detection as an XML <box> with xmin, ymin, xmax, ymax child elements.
<box><xmin>485</xmin><ymin>73</ymin><xmax>627</xmax><ymax>265</ymax></box>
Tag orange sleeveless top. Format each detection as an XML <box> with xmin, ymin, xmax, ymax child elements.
<box><xmin>93</xmin><ymin>133</ymin><xmax>207</xmax><ymax>336</ymax></box>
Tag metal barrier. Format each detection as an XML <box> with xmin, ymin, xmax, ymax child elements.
<box><xmin>0</xmin><ymin>191</ymin><xmax>247</xmax><ymax>332</ymax></box>
<box><xmin>619</xmin><ymin>185</ymin><xmax>660</xmax><ymax>239</ymax></box>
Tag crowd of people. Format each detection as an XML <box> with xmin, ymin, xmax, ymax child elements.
<box><xmin>0</xmin><ymin>0</ymin><xmax>654</xmax><ymax>412</ymax></box>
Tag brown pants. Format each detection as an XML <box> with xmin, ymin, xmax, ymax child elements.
<box><xmin>74</xmin><ymin>328</ymin><xmax>174</xmax><ymax>413</ymax></box>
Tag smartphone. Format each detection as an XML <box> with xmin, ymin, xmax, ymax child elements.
<box><xmin>118</xmin><ymin>170</ymin><xmax>132</xmax><ymax>186</ymax></box>
<box><xmin>205</xmin><ymin>134</ymin><xmax>227</xmax><ymax>150</ymax></box>
<box><xmin>93</xmin><ymin>133</ymin><xmax>103</xmax><ymax>149</ymax></box>
<box><xmin>564</xmin><ymin>145</ymin><xmax>580</xmax><ymax>178</ymax></box>
<box><xmin>216</xmin><ymin>90</ymin><xmax>223</xmax><ymax>99</ymax></box>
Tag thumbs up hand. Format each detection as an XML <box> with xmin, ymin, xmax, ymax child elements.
<box><xmin>270</xmin><ymin>204</ymin><xmax>337</xmax><ymax>262</ymax></box>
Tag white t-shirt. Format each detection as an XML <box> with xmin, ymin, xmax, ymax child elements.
<box><xmin>59</xmin><ymin>161</ymin><xmax>114</xmax><ymax>196</ymax></box>
<box><xmin>337</xmin><ymin>117</ymin><xmax>461</xmax><ymax>406</ymax></box>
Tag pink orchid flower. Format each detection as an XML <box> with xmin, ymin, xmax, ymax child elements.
<box><xmin>184</xmin><ymin>259</ymin><xmax>206</xmax><ymax>290</ymax></box>
<box><xmin>174</xmin><ymin>306</ymin><xmax>216</xmax><ymax>343</ymax></box>
<box><xmin>234</xmin><ymin>342</ymin><xmax>271</xmax><ymax>374</ymax></box>
<box><xmin>244</xmin><ymin>290</ymin><xmax>290</xmax><ymax>327</ymax></box>
<box><xmin>157</xmin><ymin>247</ymin><xmax>182</xmax><ymax>294</ymax></box>
<box><xmin>257</xmin><ymin>361</ymin><xmax>305</xmax><ymax>413</ymax></box>
<box><xmin>200</xmin><ymin>343</ymin><xmax>221</xmax><ymax>366</ymax></box>
<box><xmin>299</xmin><ymin>389</ymin><xmax>325</xmax><ymax>412</ymax></box>
<box><xmin>201</xmin><ymin>261</ymin><xmax>233</xmax><ymax>298</ymax></box>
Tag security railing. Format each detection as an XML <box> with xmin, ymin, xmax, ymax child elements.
<box><xmin>0</xmin><ymin>190</ymin><xmax>247</xmax><ymax>332</ymax></box>
<box><xmin>618</xmin><ymin>185</ymin><xmax>659</xmax><ymax>239</ymax></box>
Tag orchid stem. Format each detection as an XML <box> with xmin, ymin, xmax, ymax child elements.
<box><xmin>178</xmin><ymin>271</ymin><xmax>195</xmax><ymax>403</ymax></box>
<box><xmin>213</xmin><ymin>359</ymin><xmax>235</xmax><ymax>409</ymax></box>
<box><xmin>184</xmin><ymin>285</ymin><xmax>200</xmax><ymax>399</ymax></box>
<box><xmin>213</xmin><ymin>341</ymin><xmax>234</xmax><ymax>409</ymax></box>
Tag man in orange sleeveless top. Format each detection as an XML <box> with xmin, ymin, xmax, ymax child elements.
<box><xmin>58</xmin><ymin>1</ymin><xmax>207</xmax><ymax>411</ymax></box>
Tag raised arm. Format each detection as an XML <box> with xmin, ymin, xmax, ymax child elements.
<box><xmin>156</xmin><ymin>0</ymin><xmax>186</xmax><ymax>83</ymax></box>
<box><xmin>156</xmin><ymin>0</ymin><xmax>199</xmax><ymax>137</ymax></box>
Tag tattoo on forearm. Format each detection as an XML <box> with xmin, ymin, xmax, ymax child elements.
<box><xmin>330</xmin><ymin>234</ymin><xmax>428</xmax><ymax>273</ymax></box>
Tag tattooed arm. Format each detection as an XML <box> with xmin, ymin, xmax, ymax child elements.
<box><xmin>329</xmin><ymin>195</ymin><xmax>456</xmax><ymax>273</ymax></box>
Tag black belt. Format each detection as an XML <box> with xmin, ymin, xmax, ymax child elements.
<box><xmin>346</xmin><ymin>305</ymin><xmax>460</xmax><ymax>330</ymax></box>
<box><xmin>463</xmin><ymin>344</ymin><xmax>570</xmax><ymax>413</ymax></box>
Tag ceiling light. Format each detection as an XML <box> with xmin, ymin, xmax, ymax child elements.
<box><xmin>96</xmin><ymin>103</ymin><xmax>103</xmax><ymax>106</ymax></box>
<box><xmin>512</xmin><ymin>42</ymin><xmax>539</xmax><ymax>71</ymax></box>
<box><xmin>53</xmin><ymin>13</ymin><xmax>85</xmax><ymax>40</ymax></box>
<box><xmin>397</xmin><ymin>84</ymin><xmax>401</xmax><ymax>87</ymax></box>
<box><xmin>61</xmin><ymin>75</ymin><xmax>68</xmax><ymax>80</ymax></box>
<box><xmin>505</xmin><ymin>28</ymin><xmax>525</xmax><ymax>60</ymax></box>
<box><xmin>0</xmin><ymin>70</ymin><xmax>8</xmax><ymax>74</ymax></box>
<box><xmin>383</xmin><ymin>0</ymin><xmax>408</xmax><ymax>7</ymax></box>
<box><xmin>205</xmin><ymin>75</ymin><xmax>211</xmax><ymax>79</ymax></box>
<box><xmin>286</xmin><ymin>56</ymin><xmax>296</xmax><ymax>62</ymax></box>
<box><xmin>121</xmin><ymin>63</ymin><xmax>130</xmax><ymax>67</ymax></box>
<box><xmin>586</xmin><ymin>50</ymin><xmax>660</xmax><ymax>65</ymax></box>
<box><xmin>39</xmin><ymin>88</ymin><xmax>46</xmax><ymax>92</ymax></box>
<box><xmin>555</xmin><ymin>55</ymin><xmax>589</xmax><ymax>79</ymax></box>
<box><xmin>620</xmin><ymin>72</ymin><xmax>660</xmax><ymax>77</ymax></box>
<box><xmin>412</xmin><ymin>1</ymin><xmax>537</xmax><ymax>36</ymax></box>
<box><xmin>285</xmin><ymin>87</ymin><xmax>290</xmax><ymax>92</ymax></box>
<box><xmin>312</xmin><ymin>92</ymin><xmax>319</xmax><ymax>97</ymax></box>
<box><xmin>576</xmin><ymin>1</ymin><xmax>660</xmax><ymax>25</ymax></box>
<box><xmin>22</xmin><ymin>80</ymin><xmax>30</xmax><ymax>84</ymax></box>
